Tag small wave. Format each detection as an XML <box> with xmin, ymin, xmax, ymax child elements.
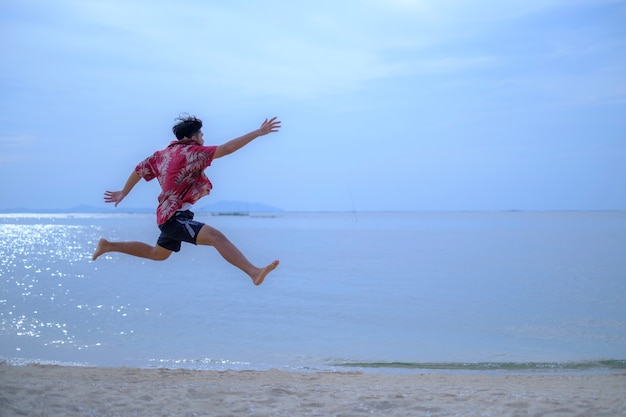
<box><xmin>333</xmin><ymin>359</ymin><xmax>626</xmax><ymax>372</ymax></box>
<box><xmin>1</xmin><ymin>357</ymin><xmax>89</xmax><ymax>367</ymax></box>
<box><xmin>147</xmin><ymin>357</ymin><xmax>252</xmax><ymax>370</ymax></box>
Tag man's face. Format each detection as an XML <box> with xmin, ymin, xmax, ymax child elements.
<box><xmin>192</xmin><ymin>130</ymin><xmax>204</xmax><ymax>145</ymax></box>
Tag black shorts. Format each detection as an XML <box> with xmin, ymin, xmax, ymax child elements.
<box><xmin>157</xmin><ymin>210</ymin><xmax>205</xmax><ymax>252</ymax></box>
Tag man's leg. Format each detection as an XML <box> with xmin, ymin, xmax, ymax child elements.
<box><xmin>92</xmin><ymin>239</ymin><xmax>172</xmax><ymax>261</ymax></box>
<box><xmin>196</xmin><ymin>224</ymin><xmax>279</xmax><ymax>286</ymax></box>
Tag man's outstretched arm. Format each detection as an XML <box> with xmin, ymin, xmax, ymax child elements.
<box><xmin>214</xmin><ymin>117</ymin><xmax>281</xmax><ymax>159</ymax></box>
<box><xmin>103</xmin><ymin>171</ymin><xmax>142</xmax><ymax>207</ymax></box>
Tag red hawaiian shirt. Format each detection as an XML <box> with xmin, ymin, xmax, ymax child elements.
<box><xmin>135</xmin><ymin>139</ymin><xmax>217</xmax><ymax>225</ymax></box>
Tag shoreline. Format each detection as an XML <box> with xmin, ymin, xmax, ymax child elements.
<box><xmin>3</xmin><ymin>357</ymin><xmax>626</xmax><ymax>376</ymax></box>
<box><xmin>3</xmin><ymin>356</ymin><xmax>626</xmax><ymax>376</ymax></box>
<box><xmin>1</xmin><ymin>363</ymin><xmax>624</xmax><ymax>416</ymax></box>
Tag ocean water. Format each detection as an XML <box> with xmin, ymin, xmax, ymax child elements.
<box><xmin>1</xmin><ymin>211</ymin><xmax>625</xmax><ymax>373</ymax></box>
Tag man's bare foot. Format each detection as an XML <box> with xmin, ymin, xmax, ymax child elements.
<box><xmin>92</xmin><ymin>238</ymin><xmax>109</xmax><ymax>261</ymax></box>
<box><xmin>252</xmin><ymin>260</ymin><xmax>279</xmax><ymax>286</ymax></box>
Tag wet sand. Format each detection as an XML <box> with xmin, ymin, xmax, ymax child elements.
<box><xmin>1</xmin><ymin>363</ymin><xmax>624</xmax><ymax>416</ymax></box>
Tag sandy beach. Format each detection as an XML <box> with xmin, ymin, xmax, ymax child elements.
<box><xmin>0</xmin><ymin>363</ymin><xmax>624</xmax><ymax>417</ymax></box>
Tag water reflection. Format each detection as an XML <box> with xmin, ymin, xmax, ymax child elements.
<box><xmin>0</xmin><ymin>221</ymin><xmax>136</xmax><ymax>355</ymax></box>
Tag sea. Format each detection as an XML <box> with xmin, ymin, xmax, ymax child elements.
<box><xmin>1</xmin><ymin>211</ymin><xmax>625</xmax><ymax>374</ymax></box>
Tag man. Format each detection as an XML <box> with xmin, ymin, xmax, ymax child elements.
<box><xmin>92</xmin><ymin>114</ymin><xmax>281</xmax><ymax>286</ymax></box>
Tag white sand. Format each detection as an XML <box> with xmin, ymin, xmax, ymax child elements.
<box><xmin>1</xmin><ymin>363</ymin><xmax>624</xmax><ymax>416</ymax></box>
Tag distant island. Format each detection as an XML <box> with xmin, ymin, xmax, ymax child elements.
<box><xmin>200</xmin><ymin>200</ymin><xmax>283</xmax><ymax>214</ymax></box>
<box><xmin>0</xmin><ymin>201</ymin><xmax>284</xmax><ymax>214</ymax></box>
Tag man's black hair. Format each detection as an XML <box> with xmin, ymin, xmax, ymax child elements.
<box><xmin>172</xmin><ymin>114</ymin><xmax>203</xmax><ymax>140</ymax></box>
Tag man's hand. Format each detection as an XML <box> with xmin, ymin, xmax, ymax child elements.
<box><xmin>257</xmin><ymin>117</ymin><xmax>281</xmax><ymax>136</ymax></box>
<box><xmin>103</xmin><ymin>172</ymin><xmax>141</xmax><ymax>207</ymax></box>
<box><xmin>104</xmin><ymin>190</ymin><xmax>126</xmax><ymax>207</ymax></box>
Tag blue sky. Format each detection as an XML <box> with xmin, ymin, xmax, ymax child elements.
<box><xmin>1</xmin><ymin>0</ymin><xmax>625</xmax><ymax>211</ymax></box>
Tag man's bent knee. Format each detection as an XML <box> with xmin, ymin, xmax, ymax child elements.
<box><xmin>196</xmin><ymin>224</ymin><xmax>226</xmax><ymax>246</ymax></box>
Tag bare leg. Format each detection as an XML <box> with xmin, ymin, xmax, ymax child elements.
<box><xmin>92</xmin><ymin>238</ymin><xmax>172</xmax><ymax>261</ymax></box>
<box><xmin>196</xmin><ymin>225</ymin><xmax>279</xmax><ymax>285</ymax></box>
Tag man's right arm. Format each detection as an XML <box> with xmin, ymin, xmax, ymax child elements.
<box><xmin>103</xmin><ymin>171</ymin><xmax>142</xmax><ymax>207</ymax></box>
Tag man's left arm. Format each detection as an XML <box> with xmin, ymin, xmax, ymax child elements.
<box><xmin>214</xmin><ymin>117</ymin><xmax>281</xmax><ymax>159</ymax></box>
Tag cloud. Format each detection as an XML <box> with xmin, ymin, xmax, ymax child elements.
<box><xmin>378</xmin><ymin>0</ymin><xmax>623</xmax><ymax>22</ymax></box>
<box><xmin>0</xmin><ymin>135</ymin><xmax>33</xmax><ymax>145</ymax></box>
<box><xmin>8</xmin><ymin>0</ymin><xmax>618</xmax><ymax>104</ymax></box>
<box><xmin>0</xmin><ymin>135</ymin><xmax>35</xmax><ymax>163</ymax></box>
<box><xmin>33</xmin><ymin>1</ymin><xmax>413</xmax><ymax>99</ymax></box>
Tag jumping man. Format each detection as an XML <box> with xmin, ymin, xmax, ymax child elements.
<box><xmin>92</xmin><ymin>114</ymin><xmax>281</xmax><ymax>286</ymax></box>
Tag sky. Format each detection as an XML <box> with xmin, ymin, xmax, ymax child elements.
<box><xmin>1</xmin><ymin>0</ymin><xmax>625</xmax><ymax>212</ymax></box>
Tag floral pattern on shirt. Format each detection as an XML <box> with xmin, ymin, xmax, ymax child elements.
<box><xmin>135</xmin><ymin>139</ymin><xmax>217</xmax><ymax>225</ymax></box>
